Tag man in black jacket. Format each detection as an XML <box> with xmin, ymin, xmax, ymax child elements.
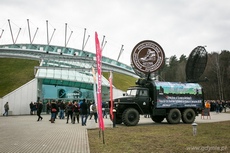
<box><xmin>37</xmin><ymin>101</ymin><xmax>43</xmax><ymax>121</ymax></box>
<box><xmin>59</xmin><ymin>101</ymin><xmax>65</xmax><ymax>119</ymax></box>
<box><xmin>80</xmin><ymin>99</ymin><xmax>88</xmax><ymax>126</ymax></box>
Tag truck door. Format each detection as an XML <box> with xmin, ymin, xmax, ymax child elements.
<box><xmin>137</xmin><ymin>89</ymin><xmax>150</xmax><ymax>114</ymax></box>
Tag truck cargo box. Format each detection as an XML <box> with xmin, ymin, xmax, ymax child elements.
<box><xmin>153</xmin><ymin>81</ymin><xmax>204</xmax><ymax>108</ymax></box>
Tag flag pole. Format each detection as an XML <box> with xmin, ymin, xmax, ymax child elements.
<box><xmin>95</xmin><ymin>32</ymin><xmax>105</xmax><ymax>144</ymax></box>
<box><xmin>91</xmin><ymin>67</ymin><xmax>101</xmax><ymax>138</ymax></box>
<box><xmin>109</xmin><ymin>71</ymin><xmax>114</xmax><ymax>122</ymax></box>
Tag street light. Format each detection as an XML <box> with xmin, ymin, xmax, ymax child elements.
<box><xmin>192</xmin><ymin>122</ymin><xmax>198</xmax><ymax>136</ymax></box>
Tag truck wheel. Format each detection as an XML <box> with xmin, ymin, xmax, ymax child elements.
<box><xmin>122</xmin><ymin>108</ymin><xmax>140</xmax><ymax>126</ymax></box>
<box><xmin>166</xmin><ymin>109</ymin><xmax>181</xmax><ymax>124</ymax></box>
<box><xmin>151</xmin><ymin>115</ymin><xmax>165</xmax><ymax>123</ymax></box>
<box><xmin>182</xmin><ymin>109</ymin><xmax>195</xmax><ymax>123</ymax></box>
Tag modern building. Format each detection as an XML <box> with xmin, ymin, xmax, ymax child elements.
<box><xmin>0</xmin><ymin>43</ymin><xmax>137</xmax><ymax>115</ymax></box>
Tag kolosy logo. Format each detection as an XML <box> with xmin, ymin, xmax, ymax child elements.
<box><xmin>131</xmin><ymin>40</ymin><xmax>165</xmax><ymax>74</ymax></box>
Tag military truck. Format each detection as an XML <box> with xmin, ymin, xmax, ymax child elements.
<box><xmin>112</xmin><ymin>78</ymin><xmax>204</xmax><ymax>126</ymax></box>
<box><xmin>110</xmin><ymin>40</ymin><xmax>208</xmax><ymax>126</ymax></box>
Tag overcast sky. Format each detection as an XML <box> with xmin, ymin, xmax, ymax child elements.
<box><xmin>0</xmin><ymin>0</ymin><xmax>229</xmax><ymax>65</ymax></box>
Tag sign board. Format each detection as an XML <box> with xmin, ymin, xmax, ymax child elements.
<box><xmin>154</xmin><ymin>81</ymin><xmax>203</xmax><ymax>108</ymax></box>
<box><xmin>131</xmin><ymin>40</ymin><xmax>165</xmax><ymax>74</ymax></box>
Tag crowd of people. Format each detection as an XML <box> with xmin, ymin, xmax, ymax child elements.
<box><xmin>29</xmin><ymin>99</ymin><xmax>109</xmax><ymax>126</ymax></box>
<box><xmin>204</xmin><ymin>100</ymin><xmax>230</xmax><ymax>113</ymax></box>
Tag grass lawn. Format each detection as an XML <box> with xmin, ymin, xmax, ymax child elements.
<box><xmin>88</xmin><ymin>121</ymin><xmax>230</xmax><ymax>153</ymax></box>
<box><xmin>0</xmin><ymin>58</ymin><xmax>39</xmax><ymax>97</ymax></box>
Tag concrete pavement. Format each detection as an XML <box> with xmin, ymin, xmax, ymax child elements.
<box><xmin>0</xmin><ymin>110</ymin><xmax>229</xmax><ymax>153</ymax></box>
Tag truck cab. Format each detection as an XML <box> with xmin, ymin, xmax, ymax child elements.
<box><xmin>126</xmin><ymin>87</ymin><xmax>151</xmax><ymax>114</ymax></box>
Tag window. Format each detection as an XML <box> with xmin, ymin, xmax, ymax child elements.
<box><xmin>139</xmin><ymin>90</ymin><xmax>148</xmax><ymax>96</ymax></box>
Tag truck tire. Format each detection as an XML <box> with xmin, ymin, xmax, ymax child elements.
<box><xmin>182</xmin><ymin>109</ymin><xmax>195</xmax><ymax>123</ymax></box>
<box><xmin>151</xmin><ymin>115</ymin><xmax>165</xmax><ymax>123</ymax></box>
<box><xmin>166</xmin><ymin>109</ymin><xmax>181</xmax><ymax>124</ymax></box>
<box><xmin>122</xmin><ymin>108</ymin><xmax>140</xmax><ymax>126</ymax></box>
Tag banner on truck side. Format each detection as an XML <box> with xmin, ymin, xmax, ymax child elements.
<box><xmin>154</xmin><ymin>82</ymin><xmax>203</xmax><ymax>108</ymax></box>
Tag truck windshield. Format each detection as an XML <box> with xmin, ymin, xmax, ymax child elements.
<box><xmin>126</xmin><ymin>89</ymin><xmax>138</xmax><ymax>96</ymax></box>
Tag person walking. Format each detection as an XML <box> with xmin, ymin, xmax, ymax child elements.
<box><xmin>80</xmin><ymin>99</ymin><xmax>88</xmax><ymax>126</ymax></box>
<box><xmin>37</xmin><ymin>101</ymin><xmax>43</xmax><ymax>121</ymax></box>
<box><xmin>46</xmin><ymin>101</ymin><xmax>51</xmax><ymax>114</ymax></box>
<box><xmin>50</xmin><ymin>100</ymin><xmax>58</xmax><ymax>123</ymax></box>
<box><xmin>66</xmin><ymin>101</ymin><xmax>73</xmax><ymax>124</ymax></box>
<box><xmin>29</xmin><ymin>102</ymin><xmax>34</xmax><ymax>115</ymax></box>
<box><xmin>59</xmin><ymin>101</ymin><xmax>65</xmax><ymax>119</ymax></box>
<box><xmin>55</xmin><ymin>101</ymin><xmax>59</xmax><ymax>119</ymax></box>
<box><xmin>89</xmin><ymin>102</ymin><xmax>94</xmax><ymax>120</ymax></box>
<box><xmin>216</xmin><ymin>100</ymin><xmax>220</xmax><ymax>113</ymax></box>
<box><xmin>3</xmin><ymin>102</ymin><xmax>9</xmax><ymax>116</ymax></box>
<box><xmin>102</xmin><ymin>102</ymin><xmax>108</xmax><ymax>119</ymax></box>
<box><xmin>91</xmin><ymin>103</ymin><xmax>98</xmax><ymax>123</ymax></box>
<box><xmin>72</xmin><ymin>101</ymin><xmax>80</xmax><ymax>124</ymax></box>
<box><xmin>33</xmin><ymin>102</ymin><xmax>37</xmax><ymax>115</ymax></box>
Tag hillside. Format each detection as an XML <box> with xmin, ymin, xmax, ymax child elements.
<box><xmin>103</xmin><ymin>72</ymin><xmax>137</xmax><ymax>91</ymax></box>
<box><xmin>0</xmin><ymin>58</ymin><xmax>39</xmax><ymax>97</ymax></box>
<box><xmin>0</xmin><ymin>58</ymin><xmax>136</xmax><ymax>97</ymax></box>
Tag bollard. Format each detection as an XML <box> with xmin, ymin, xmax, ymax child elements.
<box><xmin>191</xmin><ymin>122</ymin><xmax>198</xmax><ymax>136</ymax></box>
<box><xmin>113</xmin><ymin>109</ymin><xmax>116</xmax><ymax>128</ymax></box>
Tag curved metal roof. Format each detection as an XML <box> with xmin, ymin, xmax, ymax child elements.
<box><xmin>0</xmin><ymin>43</ymin><xmax>136</xmax><ymax>77</ymax></box>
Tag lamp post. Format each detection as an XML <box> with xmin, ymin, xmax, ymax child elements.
<box><xmin>192</xmin><ymin>122</ymin><xmax>198</xmax><ymax>136</ymax></box>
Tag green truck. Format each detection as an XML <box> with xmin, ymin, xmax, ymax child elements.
<box><xmin>112</xmin><ymin>78</ymin><xmax>204</xmax><ymax>126</ymax></box>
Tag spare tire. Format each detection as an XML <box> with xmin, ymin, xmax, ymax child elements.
<box><xmin>166</xmin><ymin>109</ymin><xmax>181</xmax><ymax>124</ymax></box>
<box><xmin>182</xmin><ymin>109</ymin><xmax>196</xmax><ymax>123</ymax></box>
<box><xmin>122</xmin><ymin>108</ymin><xmax>140</xmax><ymax>126</ymax></box>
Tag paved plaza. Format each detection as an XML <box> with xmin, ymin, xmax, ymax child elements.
<box><xmin>0</xmin><ymin>111</ymin><xmax>229</xmax><ymax>153</ymax></box>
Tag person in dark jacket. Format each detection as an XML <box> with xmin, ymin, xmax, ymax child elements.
<box><xmin>80</xmin><ymin>99</ymin><xmax>88</xmax><ymax>126</ymax></box>
<box><xmin>50</xmin><ymin>100</ymin><xmax>58</xmax><ymax>123</ymax></box>
<box><xmin>66</xmin><ymin>101</ymin><xmax>73</xmax><ymax>124</ymax></box>
<box><xmin>3</xmin><ymin>102</ymin><xmax>9</xmax><ymax>116</ymax></box>
<box><xmin>46</xmin><ymin>101</ymin><xmax>51</xmax><ymax>114</ymax></box>
<box><xmin>32</xmin><ymin>102</ymin><xmax>37</xmax><ymax>115</ymax></box>
<box><xmin>59</xmin><ymin>101</ymin><xmax>65</xmax><ymax>119</ymax></box>
<box><xmin>30</xmin><ymin>102</ymin><xmax>34</xmax><ymax>115</ymax></box>
<box><xmin>37</xmin><ymin>101</ymin><xmax>43</xmax><ymax>121</ymax></box>
<box><xmin>72</xmin><ymin>101</ymin><xmax>80</xmax><ymax>124</ymax></box>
